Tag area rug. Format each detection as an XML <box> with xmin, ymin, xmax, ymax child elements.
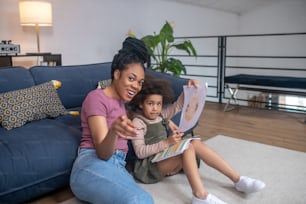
<box><xmin>59</xmin><ymin>135</ymin><xmax>306</xmax><ymax>204</ymax></box>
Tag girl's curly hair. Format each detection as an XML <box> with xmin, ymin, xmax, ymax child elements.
<box><xmin>128</xmin><ymin>74</ymin><xmax>175</xmax><ymax>112</ymax></box>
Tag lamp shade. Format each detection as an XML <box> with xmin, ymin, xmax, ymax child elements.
<box><xmin>19</xmin><ymin>1</ymin><xmax>52</xmax><ymax>26</ymax></box>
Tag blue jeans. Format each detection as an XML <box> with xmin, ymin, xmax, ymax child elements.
<box><xmin>70</xmin><ymin>148</ymin><xmax>154</xmax><ymax>204</ymax></box>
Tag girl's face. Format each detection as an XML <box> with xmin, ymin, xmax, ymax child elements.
<box><xmin>140</xmin><ymin>94</ymin><xmax>163</xmax><ymax>120</ymax></box>
<box><xmin>113</xmin><ymin>63</ymin><xmax>145</xmax><ymax>102</ymax></box>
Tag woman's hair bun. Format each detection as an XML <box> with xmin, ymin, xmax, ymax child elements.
<box><xmin>111</xmin><ymin>37</ymin><xmax>150</xmax><ymax>79</ymax></box>
<box><xmin>122</xmin><ymin>37</ymin><xmax>149</xmax><ymax>64</ymax></box>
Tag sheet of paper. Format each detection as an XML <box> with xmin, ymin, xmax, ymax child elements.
<box><xmin>178</xmin><ymin>83</ymin><xmax>207</xmax><ymax>132</ymax></box>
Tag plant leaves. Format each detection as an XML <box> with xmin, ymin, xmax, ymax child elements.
<box><xmin>173</xmin><ymin>41</ymin><xmax>197</xmax><ymax>56</ymax></box>
<box><xmin>135</xmin><ymin>21</ymin><xmax>197</xmax><ymax>76</ymax></box>
<box><xmin>141</xmin><ymin>35</ymin><xmax>161</xmax><ymax>63</ymax></box>
<box><xmin>160</xmin><ymin>21</ymin><xmax>174</xmax><ymax>43</ymax></box>
<box><xmin>164</xmin><ymin>58</ymin><xmax>186</xmax><ymax>76</ymax></box>
<box><xmin>184</xmin><ymin>40</ymin><xmax>197</xmax><ymax>56</ymax></box>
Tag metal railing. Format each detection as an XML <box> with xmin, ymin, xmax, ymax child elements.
<box><xmin>173</xmin><ymin>32</ymin><xmax>306</xmax><ymax>112</ymax></box>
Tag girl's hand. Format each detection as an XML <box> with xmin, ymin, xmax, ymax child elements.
<box><xmin>165</xmin><ymin>131</ymin><xmax>184</xmax><ymax>146</ymax></box>
<box><xmin>111</xmin><ymin>115</ymin><xmax>137</xmax><ymax>140</ymax></box>
<box><xmin>187</xmin><ymin>79</ymin><xmax>199</xmax><ymax>88</ymax></box>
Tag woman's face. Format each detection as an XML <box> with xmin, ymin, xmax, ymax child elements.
<box><xmin>113</xmin><ymin>63</ymin><xmax>145</xmax><ymax>102</ymax></box>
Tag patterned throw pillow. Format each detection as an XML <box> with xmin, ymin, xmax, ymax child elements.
<box><xmin>0</xmin><ymin>81</ymin><xmax>67</xmax><ymax>130</ymax></box>
<box><xmin>97</xmin><ymin>79</ymin><xmax>112</xmax><ymax>89</ymax></box>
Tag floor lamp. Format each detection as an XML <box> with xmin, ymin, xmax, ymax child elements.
<box><xmin>19</xmin><ymin>0</ymin><xmax>52</xmax><ymax>54</ymax></box>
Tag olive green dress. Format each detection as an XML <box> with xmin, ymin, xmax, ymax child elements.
<box><xmin>133</xmin><ymin>117</ymin><xmax>169</xmax><ymax>184</ymax></box>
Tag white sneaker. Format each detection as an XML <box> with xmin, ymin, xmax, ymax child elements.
<box><xmin>235</xmin><ymin>176</ymin><xmax>266</xmax><ymax>193</ymax></box>
<box><xmin>192</xmin><ymin>194</ymin><xmax>227</xmax><ymax>204</ymax></box>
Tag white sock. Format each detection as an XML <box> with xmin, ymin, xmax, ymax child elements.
<box><xmin>192</xmin><ymin>194</ymin><xmax>227</xmax><ymax>204</ymax></box>
<box><xmin>235</xmin><ymin>176</ymin><xmax>266</xmax><ymax>193</ymax></box>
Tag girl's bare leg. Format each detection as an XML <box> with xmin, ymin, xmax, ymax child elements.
<box><xmin>192</xmin><ymin>140</ymin><xmax>265</xmax><ymax>195</ymax></box>
<box><xmin>157</xmin><ymin>146</ymin><xmax>208</xmax><ymax>199</ymax></box>
<box><xmin>157</xmin><ymin>156</ymin><xmax>182</xmax><ymax>176</ymax></box>
<box><xmin>191</xmin><ymin>140</ymin><xmax>240</xmax><ymax>183</ymax></box>
<box><xmin>157</xmin><ymin>144</ymin><xmax>230</xmax><ymax>203</ymax></box>
<box><xmin>182</xmin><ymin>144</ymin><xmax>208</xmax><ymax>199</ymax></box>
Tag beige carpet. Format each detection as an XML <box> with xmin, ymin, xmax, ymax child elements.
<box><xmin>59</xmin><ymin>135</ymin><xmax>306</xmax><ymax>204</ymax></box>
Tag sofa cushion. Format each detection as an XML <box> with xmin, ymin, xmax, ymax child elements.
<box><xmin>0</xmin><ymin>67</ymin><xmax>35</xmax><ymax>93</ymax></box>
<box><xmin>0</xmin><ymin>118</ymin><xmax>81</xmax><ymax>203</ymax></box>
<box><xmin>97</xmin><ymin>79</ymin><xmax>112</xmax><ymax>89</ymax></box>
<box><xmin>30</xmin><ymin>62</ymin><xmax>112</xmax><ymax>109</ymax></box>
<box><xmin>0</xmin><ymin>81</ymin><xmax>67</xmax><ymax>130</ymax></box>
<box><xmin>55</xmin><ymin>108</ymin><xmax>82</xmax><ymax>131</ymax></box>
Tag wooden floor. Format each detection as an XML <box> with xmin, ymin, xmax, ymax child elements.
<box><xmin>195</xmin><ymin>102</ymin><xmax>306</xmax><ymax>153</ymax></box>
<box><xmin>29</xmin><ymin>102</ymin><xmax>306</xmax><ymax>203</ymax></box>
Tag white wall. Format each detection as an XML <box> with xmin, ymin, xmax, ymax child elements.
<box><xmin>0</xmin><ymin>0</ymin><xmax>239</xmax><ymax>65</ymax></box>
<box><xmin>239</xmin><ymin>0</ymin><xmax>306</xmax><ymax>34</ymax></box>
<box><xmin>225</xmin><ymin>0</ymin><xmax>306</xmax><ymax>77</ymax></box>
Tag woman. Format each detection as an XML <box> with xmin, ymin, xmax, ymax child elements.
<box><xmin>69</xmin><ymin>37</ymin><xmax>154</xmax><ymax>204</ymax></box>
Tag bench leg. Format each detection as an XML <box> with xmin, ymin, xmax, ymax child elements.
<box><xmin>224</xmin><ymin>85</ymin><xmax>239</xmax><ymax>111</ymax></box>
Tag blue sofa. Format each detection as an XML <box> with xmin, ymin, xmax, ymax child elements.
<box><xmin>0</xmin><ymin>62</ymin><xmax>191</xmax><ymax>203</ymax></box>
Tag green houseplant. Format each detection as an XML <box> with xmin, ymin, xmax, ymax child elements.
<box><xmin>129</xmin><ymin>21</ymin><xmax>197</xmax><ymax>76</ymax></box>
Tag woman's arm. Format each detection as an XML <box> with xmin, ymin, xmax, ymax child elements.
<box><xmin>89</xmin><ymin>115</ymin><xmax>137</xmax><ymax>160</ymax></box>
<box><xmin>88</xmin><ymin>115</ymin><xmax>116</xmax><ymax>160</ymax></box>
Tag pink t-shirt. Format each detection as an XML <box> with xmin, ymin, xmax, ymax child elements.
<box><xmin>79</xmin><ymin>89</ymin><xmax>128</xmax><ymax>152</ymax></box>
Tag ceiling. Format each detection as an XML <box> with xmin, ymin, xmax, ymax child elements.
<box><xmin>162</xmin><ymin>0</ymin><xmax>285</xmax><ymax>15</ymax></box>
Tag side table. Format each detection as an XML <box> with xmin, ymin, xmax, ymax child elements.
<box><xmin>0</xmin><ymin>53</ymin><xmax>62</xmax><ymax>67</ymax></box>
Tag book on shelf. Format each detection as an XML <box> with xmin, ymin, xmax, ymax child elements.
<box><xmin>151</xmin><ymin>136</ymin><xmax>201</xmax><ymax>163</ymax></box>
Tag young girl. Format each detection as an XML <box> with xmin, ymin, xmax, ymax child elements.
<box><xmin>128</xmin><ymin>75</ymin><xmax>265</xmax><ymax>204</ymax></box>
